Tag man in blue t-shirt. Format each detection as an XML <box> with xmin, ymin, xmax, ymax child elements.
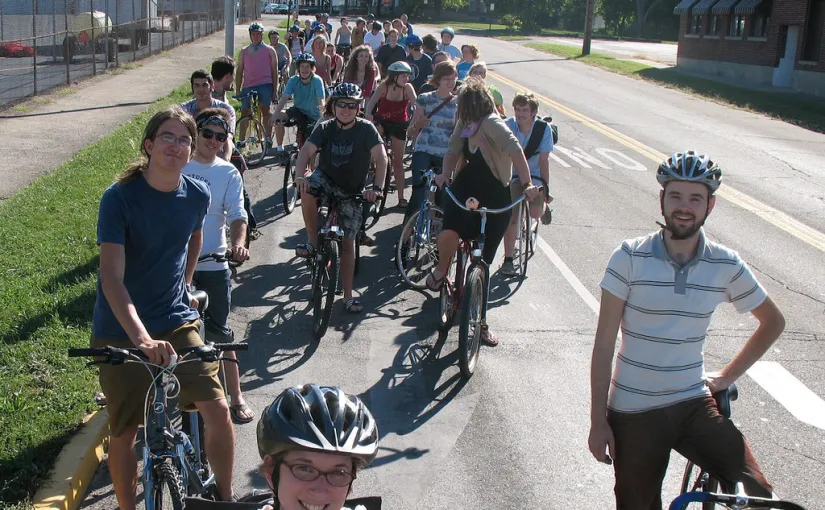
<box><xmin>92</xmin><ymin>107</ymin><xmax>237</xmax><ymax>510</ymax></box>
<box><xmin>404</xmin><ymin>35</ymin><xmax>432</xmax><ymax>93</ymax></box>
<box><xmin>500</xmin><ymin>92</ymin><xmax>554</xmax><ymax>277</ymax></box>
<box><xmin>271</xmin><ymin>54</ymin><xmax>325</xmax><ymax>152</ymax></box>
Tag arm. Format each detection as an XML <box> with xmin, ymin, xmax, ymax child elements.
<box><xmin>406</xmin><ymin>102</ymin><xmax>425</xmax><ymax>137</ymax></box>
<box><xmin>295</xmin><ymin>140</ymin><xmax>320</xmax><ymax>177</ymax></box>
<box><xmin>273</xmin><ymin>82</ymin><xmax>291</xmax><ymax>113</ymax></box>
<box><xmin>405</xmin><ymin>83</ymin><xmax>417</xmax><ymax>102</ymax></box>
<box><xmin>335</xmin><ymin>27</ymin><xmax>341</xmax><ymax>45</ymax></box>
<box><xmin>99</xmin><ymin>243</ymin><xmax>154</xmax><ymax>348</ymax></box>
<box><xmin>539</xmin><ymin>152</ymin><xmax>550</xmax><ymax>199</ymax></box>
<box><xmin>185</xmin><ymin>229</ymin><xmax>202</xmax><ymax>286</ymax></box>
<box><xmin>509</xmin><ymin>145</ymin><xmax>532</xmax><ymax>186</ymax></box>
<box><xmin>235</xmin><ymin>50</ymin><xmax>245</xmax><ymax>92</ymax></box>
<box><xmin>364</xmin><ymin>83</ymin><xmax>383</xmax><ymax>120</ymax></box>
<box><xmin>270</xmin><ymin>47</ymin><xmax>279</xmax><ymax>85</ymax></box>
<box><xmin>228</xmin><ymin>220</ymin><xmax>248</xmax><ymax>260</ymax></box>
<box><xmin>709</xmin><ymin>297</ymin><xmax>785</xmax><ymax>391</ymax></box>
<box><xmin>226</xmin><ymin>171</ymin><xmax>249</xmax><ymax>261</ymax></box>
<box><xmin>588</xmin><ymin>289</ymin><xmax>624</xmax><ymax>463</ymax></box>
<box><xmin>371</xmin><ymin>142</ymin><xmax>388</xmax><ymax>192</ymax></box>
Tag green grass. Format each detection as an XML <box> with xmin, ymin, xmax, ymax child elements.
<box><xmin>497</xmin><ymin>35</ymin><xmax>529</xmax><ymax>41</ymax></box>
<box><xmin>525</xmin><ymin>43</ymin><xmax>825</xmax><ymax>134</ymax></box>
<box><xmin>0</xmin><ymin>83</ymin><xmax>193</xmax><ymax>506</ymax></box>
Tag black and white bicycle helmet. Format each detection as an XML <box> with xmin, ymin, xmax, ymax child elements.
<box><xmin>329</xmin><ymin>82</ymin><xmax>363</xmax><ymax>101</ymax></box>
<box><xmin>256</xmin><ymin>384</ymin><xmax>379</xmax><ymax>467</ymax></box>
<box><xmin>294</xmin><ymin>53</ymin><xmax>316</xmax><ymax>66</ymax></box>
<box><xmin>248</xmin><ymin>22</ymin><xmax>264</xmax><ymax>33</ymax></box>
<box><xmin>656</xmin><ymin>150</ymin><xmax>722</xmax><ymax>194</ymax></box>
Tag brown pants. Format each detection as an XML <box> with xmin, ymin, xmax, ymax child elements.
<box><xmin>608</xmin><ymin>396</ymin><xmax>772</xmax><ymax>510</ymax></box>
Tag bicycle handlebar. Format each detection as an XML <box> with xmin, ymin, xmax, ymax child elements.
<box><xmin>198</xmin><ymin>251</ymin><xmax>243</xmax><ymax>267</ymax></box>
<box><xmin>68</xmin><ymin>343</ymin><xmax>248</xmax><ymax>363</ymax></box>
<box><xmin>443</xmin><ymin>187</ymin><xmax>535</xmax><ymax>215</ymax></box>
<box><xmin>668</xmin><ymin>491</ymin><xmax>806</xmax><ymax>510</ymax></box>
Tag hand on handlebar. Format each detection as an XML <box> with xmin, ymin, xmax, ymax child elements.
<box><xmin>524</xmin><ymin>184</ymin><xmax>540</xmax><ymax>202</ymax></box>
<box><xmin>705</xmin><ymin>371</ymin><xmax>733</xmax><ymax>394</ymax></box>
<box><xmin>136</xmin><ymin>338</ymin><xmax>177</xmax><ymax>367</ymax></box>
<box><xmin>363</xmin><ymin>189</ymin><xmax>382</xmax><ymax>203</ymax></box>
<box><xmin>434</xmin><ymin>173</ymin><xmax>449</xmax><ymax>189</ymax></box>
<box><xmin>229</xmin><ymin>244</ymin><xmax>250</xmax><ymax>263</ymax></box>
<box><xmin>297</xmin><ymin>173</ymin><xmax>312</xmax><ymax>195</ymax></box>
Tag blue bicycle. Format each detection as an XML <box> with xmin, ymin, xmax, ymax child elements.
<box><xmin>396</xmin><ymin>168</ymin><xmax>443</xmax><ymax>290</ymax></box>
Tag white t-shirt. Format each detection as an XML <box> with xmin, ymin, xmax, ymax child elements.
<box><xmin>364</xmin><ymin>31</ymin><xmax>385</xmax><ymax>53</ymax></box>
<box><xmin>183</xmin><ymin>159</ymin><xmax>248</xmax><ymax>272</ymax></box>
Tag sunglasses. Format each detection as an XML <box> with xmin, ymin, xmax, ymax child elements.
<box><xmin>335</xmin><ymin>101</ymin><xmax>360</xmax><ymax>110</ymax></box>
<box><xmin>200</xmin><ymin>128</ymin><xmax>228</xmax><ymax>142</ymax></box>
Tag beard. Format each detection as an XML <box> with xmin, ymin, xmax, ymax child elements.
<box><xmin>664</xmin><ymin>210</ymin><xmax>705</xmax><ymax>240</ymax></box>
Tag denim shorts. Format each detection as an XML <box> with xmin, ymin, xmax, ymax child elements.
<box><xmin>192</xmin><ymin>269</ymin><xmax>233</xmax><ymax>343</ymax></box>
<box><xmin>241</xmin><ymin>83</ymin><xmax>274</xmax><ymax>109</ymax></box>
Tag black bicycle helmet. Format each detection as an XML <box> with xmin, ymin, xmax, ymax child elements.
<box><xmin>329</xmin><ymin>82</ymin><xmax>363</xmax><ymax>101</ymax></box>
<box><xmin>294</xmin><ymin>53</ymin><xmax>316</xmax><ymax>66</ymax></box>
<box><xmin>256</xmin><ymin>384</ymin><xmax>379</xmax><ymax>467</ymax></box>
<box><xmin>656</xmin><ymin>150</ymin><xmax>722</xmax><ymax>194</ymax></box>
<box><xmin>268</xmin><ymin>29</ymin><xmax>278</xmax><ymax>38</ymax></box>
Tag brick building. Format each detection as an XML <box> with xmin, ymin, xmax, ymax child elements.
<box><xmin>673</xmin><ymin>0</ymin><xmax>825</xmax><ymax>97</ymax></box>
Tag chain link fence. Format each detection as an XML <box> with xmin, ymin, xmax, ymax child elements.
<box><xmin>0</xmin><ymin>0</ymin><xmax>259</xmax><ymax>106</ymax></box>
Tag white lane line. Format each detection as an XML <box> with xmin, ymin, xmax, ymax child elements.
<box><xmin>536</xmin><ymin>234</ymin><xmax>825</xmax><ymax>429</ymax></box>
<box><xmin>746</xmin><ymin>361</ymin><xmax>825</xmax><ymax>431</ymax></box>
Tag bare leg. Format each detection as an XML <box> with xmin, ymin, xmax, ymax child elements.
<box><xmin>435</xmin><ymin>230</ymin><xmax>460</xmax><ymax>277</ymax></box>
<box><xmin>223</xmin><ymin>352</ymin><xmax>251</xmax><ymax>420</ymax></box>
<box><xmin>300</xmin><ymin>193</ymin><xmax>319</xmax><ymax>248</ymax></box>
<box><xmin>108</xmin><ymin>425</ymin><xmax>140</xmax><ymax>510</ymax></box>
<box><xmin>341</xmin><ymin>238</ymin><xmax>355</xmax><ymax>300</ymax></box>
<box><xmin>502</xmin><ymin>209</ymin><xmax>519</xmax><ymax>258</ymax></box>
<box><xmin>238</xmin><ymin>109</ymin><xmax>251</xmax><ymax>140</ymax></box>
<box><xmin>392</xmin><ymin>136</ymin><xmax>406</xmax><ymax>202</ymax></box>
<box><xmin>197</xmin><ymin>400</ymin><xmax>235</xmax><ymax>500</ymax></box>
<box><xmin>260</xmin><ymin>101</ymin><xmax>273</xmax><ymax>139</ymax></box>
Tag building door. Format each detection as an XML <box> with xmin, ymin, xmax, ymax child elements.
<box><xmin>773</xmin><ymin>25</ymin><xmax>799</xmax><ymax>87</ymax></box>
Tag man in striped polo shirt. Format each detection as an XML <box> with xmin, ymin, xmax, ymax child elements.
<box><xmin>588</xmin><ymin>151</ymin><xmax>786</xmax><ymax>509</ymax></box>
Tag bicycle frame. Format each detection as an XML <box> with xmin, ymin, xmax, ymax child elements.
<box><xmin>413</xmin><ymin>170</ymin><xmax>440</xmax><ymax>247</ymax></box>
<box><xmin>669</xmin><ymin>483</ymin><xmax>806</xmax><ymax>510</ymax></box>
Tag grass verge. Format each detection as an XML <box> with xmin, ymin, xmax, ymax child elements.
<box><xmin>525</xmin><ymin>42</ymin><xmax>825</xmax><ymax>134</ymax></box>
<box><xmin>0</xmin><ymin>82</ymin><xmax>193</xmax><ymax>507</ymax></box>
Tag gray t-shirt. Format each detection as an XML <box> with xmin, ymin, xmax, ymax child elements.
<box><xmin>413</xmin><ymin>91</ymin><xmax>457</xmax><ymax>158</ymax></box>
<box><xmin>274</xmin><ymin>42</ymin><xmax>290</xmax><ymax>66</ymax></box>
<box><xmin>309</xmin><ymin>118</ymin><xmax>383</xmax><ymax>194</ymax></box>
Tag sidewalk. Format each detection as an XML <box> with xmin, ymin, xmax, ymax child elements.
<box><xmin>0</xmin><ymin>25</ymin><xmax>248</xmax><ymax>200</ymax></box>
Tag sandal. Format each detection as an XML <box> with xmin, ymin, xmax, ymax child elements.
<box><xmin>397</xmin><ymin>198</ymin><xmax>409</xmax><ymax>208</ymax></box>
<box><xmin>345</xmin><ymin>298</ymin><xmax>363</xmax><ymax>314</ymax></box>
<box><xmin>425</xmin><ymin>269</ymin><xmax>445</xmax><ymax>292</ymax></box>
<box><xmin>480</xmin><ymin>324</ymin><xmax>499</xmax><ymax>347</ymax></box>
<box><xmin>295</xmin><ymin>243</ymin><xmax>315</xmax><ymax>259</ymax></box>
<box><xmin>229</xmin><ymin>403</ymin><xmax>254</xmax><ymax>424</ymax></box>
<box><xmin>359</xmin><ymin>232</ymin><xmax>375</xmax><ymax>247</ymax></box>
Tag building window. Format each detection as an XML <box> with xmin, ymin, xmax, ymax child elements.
<box><xmin>802</xmin><ymin>0</ymin><xmax>825</xmax><ymax>60</ymax></box>
<box><xmin>730</xmin><ymin>15</ymin><xmax>745</xmax><ymax>36</ymax></box>
<box><xmin>691</xmin><ymin>14</ymin><xmax>703</xmax><ymax>34</ymax></box>
<box><xmin>750</xmin><ymin>0</ymin><xmax>771</xmax><ymax>37</ymax></box>
<box><xmin>708</xmin><ymin>15</ymin><xmax>720</xmax><ymax>35</ymax></box>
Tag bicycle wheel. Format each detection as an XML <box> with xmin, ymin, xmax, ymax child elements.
<box><xmin>439</xmin><ymin>251</ymin><xmax>461</xmax><ymax>331</ymax></box>
<box><xmin>374</xmin><ymin>163</ymin><xmax>392</xmax><ymax>219</ymax></box>
<box><xmin>513</xmin><ymin>201</ymin><xmax>530</xmax><ymax>278</ymax></box>
<box><xmin>458</xmin><ymin>265</ymin><xmax>485</xmax><ymax>379</ymax></box>
<box><xmin>354</xmin><ymin>231</ymin><xmax>362</xmax><ymax>276</ymax></box>
<box><xmin>679</xmin><ymin>461</ymin><xmax>719</xmax><ymax>510</ymax></box>
<box><xmin>397</xmin><ymin>206</ymin><xmax>444</xmax><ymax>290</ymax></box>
<box><xmin>362</xmin><ymin>170</ymin><xmax>381</xmax><ymax>231</ymax></box>
<box><xmin>151</xmin><ymin>459</ymin><xmax>185</xmax><ymax>510</ymax></box>
<box><xmin>282</xmin><ymin>152</ymin><xmax>299</xmax><ymax>214</ymax></box>
<box><xmin>235</xmin><ymin>116</ymin><xmax>266</xmax><ymax>167</ymax></box>
<box><xmin>312</xmin><ymin>241</ymin><xmax>339</xmax><ymax>339</ymax></box>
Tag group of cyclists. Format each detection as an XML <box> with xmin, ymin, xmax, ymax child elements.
<box><xmin>85</xmin><ymin>12</ymin><xmax>794</xmax><ymax>510</ymax></box>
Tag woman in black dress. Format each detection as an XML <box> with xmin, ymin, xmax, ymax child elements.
<box><xmin>427</xmin><ymin>80</ymin><xmax>539</xmax><ymax>346</ymax></box>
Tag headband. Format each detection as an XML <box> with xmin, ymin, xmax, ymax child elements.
<box><xmin>197</xmin><ymin>115</ymin><xmax>232</xmax><ymax>134</ymax></box>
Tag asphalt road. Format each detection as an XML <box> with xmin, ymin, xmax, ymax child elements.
<box><xmin>520</xmin><ymin>35</ymin><xmax>678</xmax><ymax>65</ymax></box>
<box><xmin>80</xmin><ymin>22</ymin><xmax>825</xmax><ymax>510</ymax></box>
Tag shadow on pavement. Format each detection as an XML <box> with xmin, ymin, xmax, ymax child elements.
<box><xmin>0</xmin><ymin>101</ymin><xmax>153</xmax><ymax>119</ymax></box>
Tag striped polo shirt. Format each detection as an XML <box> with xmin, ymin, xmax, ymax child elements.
<box><xmin>600</xmin><ymin>229</ymin><xmax>767</xmax><ymax>413</ymax></box>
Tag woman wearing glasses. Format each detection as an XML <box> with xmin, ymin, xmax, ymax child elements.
<box><xmin>250</xmin><ymin>384</ymin><xmax>380</xmax><ymax>510</ymax></box>
<box><xmin>182</xmin><ymin>108</ymin><xmax>253</xmax><ymax>424</ymax></box>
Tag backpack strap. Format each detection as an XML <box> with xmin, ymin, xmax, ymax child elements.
<box><xmin>522</xmin><ymin>118</ymin><xmax>548</xmax><ymax>160</ymax></box>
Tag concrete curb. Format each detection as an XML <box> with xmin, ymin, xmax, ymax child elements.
<box><xmin>32</xmin><ymin>409</ymin><xmax>109</xmax><ymax>510</ymax></box>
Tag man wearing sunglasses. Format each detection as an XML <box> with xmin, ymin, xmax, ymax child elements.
<box><xmin>182</xmin><ymin>108</ymin><xmax>254</xmax><ymax>424</ymax></box>
<box><xmin>293</xmin><ymin>83</ymin><xmax>388</xmax><ymax>314</ymax></box>
<box><xmin>181</xmin><ymin>69</ymin><xmax>235</xmax><ymax>160</ymax></box>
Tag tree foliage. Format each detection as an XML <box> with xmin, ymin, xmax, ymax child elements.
<box><xmin>598</xmin><ymin>0</ymin><xmax>637</xmax><ymax>35</ymax></box>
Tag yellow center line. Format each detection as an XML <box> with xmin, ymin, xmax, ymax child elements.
<box><xmin>489</xmin><ymin>70</ymin><xmax>825</xmax><ymax>253</ymax></box>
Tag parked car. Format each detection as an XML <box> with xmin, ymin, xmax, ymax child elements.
<box><xmin>276</xmin><ymin>3</ymin><xmax>290</xmax><ymax>13</ymax></box>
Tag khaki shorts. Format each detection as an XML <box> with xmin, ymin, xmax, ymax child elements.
<box><xmin>509</xmin><ymin>178</ymin><xmax>547</xmax><ymax>209</ymax></box>
<box><xmin>93</xmin><ymin>320</ymin><xmax>224</xmax><ymax>437</ymax></box>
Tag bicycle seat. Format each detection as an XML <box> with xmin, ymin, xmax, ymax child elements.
<box><xmin>713</xmin><ymin>383</ymin><xmax>738</xmax><ymax>419</ymax></box>
<box><xmin>190</xmin><ymin>289</ymin><xmax>209</xmax><ymax>315</ymax></box>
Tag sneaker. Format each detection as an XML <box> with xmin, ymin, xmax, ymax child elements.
<box><xmin>500</xmin><ymin>257</ymin><xmax>516</xmax><ymax>277</ymax></box>
<box><xmin>542</xmin><ymin>207</ymin><xmax>553</xmax><ymax>225</ymax></box>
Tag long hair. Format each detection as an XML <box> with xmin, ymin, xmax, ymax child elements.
<box><xmin>343</xmin><ymin>45</ymin><xmax>375</xmax><ymax>84</ymax></box>
<box><xmin>118</xmin><ymin>106</ymin><xmax>196</xmax><ymax>184</ymax></box>
<box><xmin>427</xmin><ymin>60</ymin><xmax>457</xmax><ymax>88</ymax></box>
<box><xmin>311</xmin><ymin>34</ymin><xmax>327</xmax><ymax>54</ymax></box>
<box><xmin>455</xmin><ymin>78</ymin><xmax>495</xmax><ymax>127</ymax></box>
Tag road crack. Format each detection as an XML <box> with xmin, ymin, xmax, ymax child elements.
<box><xmin>749</xmin><ymin>263</ymin><xmax>825</xmax><ymax>312</ymax></box>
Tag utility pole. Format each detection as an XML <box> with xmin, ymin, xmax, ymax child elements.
<box><xmin>582</xmin><ymin>0</ymin><xmax>595</xmax><ymax>55</ymax></box>
<box><xmin>225</xmin><ymin>0</ymin><xmax>235</xmax><ymax>56</ymax></box>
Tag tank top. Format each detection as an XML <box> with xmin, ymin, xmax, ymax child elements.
<box><xmin>376</xmin><ymin>88</ymin><xmax>410</xmax><ymax>123</ymax></box>
<box><xmin>289</xmin><ymin>37</ymin><xmax>303</xmax><ymax>57</ymax></box>
<box><xmin>243</xmin><ymin>44</ymin><xmax>273</xmax><ymax>88</ymax></box>
<box><xmin>314</xmin><ymin>53</ymin><xmax>332</xmax><ymax>86</ymax></box>
<box><xmin>338</xmin><ymin>28</ymin><xmax>352</xmax><ymax>45</ymax></box>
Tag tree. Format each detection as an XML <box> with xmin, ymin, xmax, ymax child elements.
<box><xmin>598</xmin><ymin>0</ymin><xmax>637</xmax><ymax>35</ymax></box>
<box><xmin>633</xmin><ymin>0</ymin><xmax>665</xmax><ymax>36</ymax></box>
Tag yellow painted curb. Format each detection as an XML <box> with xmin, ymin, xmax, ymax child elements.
<box><xmin>32</xmin><ymin>409</ymin><xmax>110</xmax><ymax>510</ymax></box>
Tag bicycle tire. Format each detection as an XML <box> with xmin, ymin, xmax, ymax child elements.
<box><xmin>513</xmin><ymin>201</ymin><xmax>530</xmax><ymax>278</ymax></box>
<box><xmin>312</xmin><ymin>241</ymin><xmax>339</xmax><ymax>339</ymax></box>
<box><xmin>235</xmin><ymin>116</ymin><xmax>267</xmax><ymax>167</ymax></box>
<box><xmin>439</xmin><ymin>250</ymin><xmax>461</xmax><ymax>331</ymax></box>
<box><xmin>458</xmin><ymin>265</ymin><xmax>485</xmax><ymax>379</ymax></box>
<box><xmin>680</xmin><ymin>461</ymin><xmax>719</xmax><ymax>510</ymax></box>
<box><xmin>374</xmin><ymin>163</ymin><xmax>391</xmax><ymax>220</ymax></box>
<box><xmin>397</xmin><ymin>206</ymin><xmax>444</xmax><ymax>290</ymax></box>
<box><xmin>282</xmin><ymin>152</ymin><xmax>299</xmax><ymax>214</ymax></box>
<box><xmin>151</xmin><ymin>459</ymin><xmax>186</xmax><ymax>510</ymax></box>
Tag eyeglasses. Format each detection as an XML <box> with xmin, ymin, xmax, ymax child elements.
<box><xmin>200</xmin><ymin>128</ymin><xmax>228</xmax><ymax>142</ymax></box>
<box><xmin>335</xmin><ymin>101</ymin><xmax>360</xmax><ymax>110</ymax></box>
<box><xmin>157</xmin><ymin>132</ymin><xmax>193</xmax><ymax>148</ymax></box>
<box><xmin>281</xmin><ymin>462</ymin><xmax>355</xmax><ymax>487</ymax></box>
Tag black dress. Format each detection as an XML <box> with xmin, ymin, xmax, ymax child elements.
<box><xmin>442</xmin><ymin>138</ymin><xmax>512</xmax><ymax>264</ymax></box>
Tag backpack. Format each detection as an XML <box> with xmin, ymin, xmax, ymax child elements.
<box><xmin>522</xmin><ymin>117</ymin><xmax>559</xmax><ymax>160</ymax></box>
<box><xmin>542</xmin><ymin>115</ymin><xmax>560</xmax><ymax>145</ymax></box>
